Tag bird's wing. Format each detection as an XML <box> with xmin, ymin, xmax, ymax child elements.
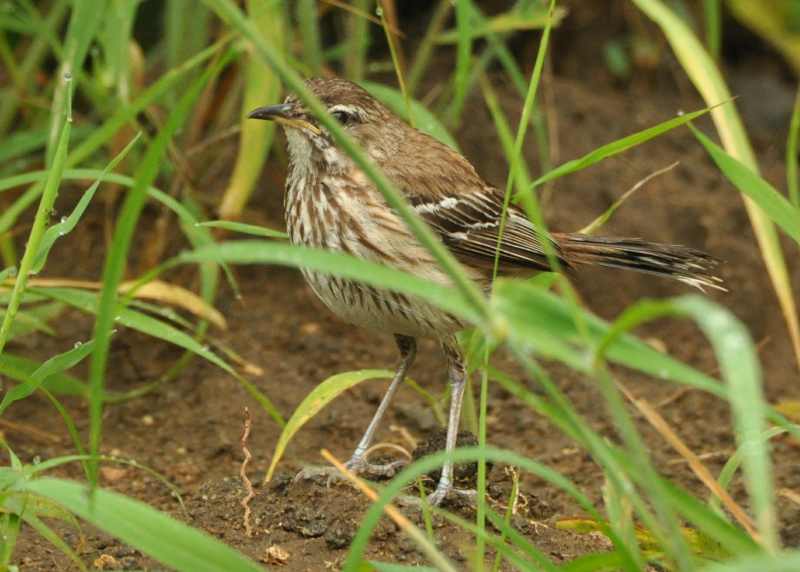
<box><xmin>408</xmin><ymin>187</ymin><xmax>560</xmax><ymax>272</ymax></box>
<box><xmin>384</xmin><ymin>131</ymin><xmax>563</xmax><ymax>272</ymax></box>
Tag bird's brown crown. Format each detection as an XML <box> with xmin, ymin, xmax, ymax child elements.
<box><xmin>285</xmin><ymin>78</ymin><xmax>394</xmax><ymax>129</ymax></box>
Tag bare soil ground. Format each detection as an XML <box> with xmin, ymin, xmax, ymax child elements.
<box><xmin>8</xmin><ymin>12</ymin><xmax>800</xmax><ymax>571</ymax></box>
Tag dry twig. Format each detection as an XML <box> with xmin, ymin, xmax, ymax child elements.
<box><xmin>618</xmin><ymin>384</ymin><xmax>760</xmax><ymax>542</ymax></box>
<box><xmin>239</xmin><ymin>407</ymin><xmax>255</xmax><ymax>538</ymax></box>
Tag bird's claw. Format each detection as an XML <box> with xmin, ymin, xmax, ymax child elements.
<box><xmin>292</xmin><ymin>465</ymin><xmax>337</xmax><ymax>486</ymax></box>
<box><xmin>293</xmin><ymin>456</ymin><xmax>407</xmax><ymax>487</ymax></box>
<box><xmin>397</xmin><ymin>485</ymin><xmax>478</xmax><ymax>508</ymax></box>
<box><xmin>427</xmin><ymin>485</ymin><xmax>477</xmax><ymax>506</ymax></box>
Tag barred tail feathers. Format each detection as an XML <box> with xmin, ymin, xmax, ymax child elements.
<box><xmin>558</xmin><ymin>234</ymin><xmax>726</xmax><ymax>292</ymax></box>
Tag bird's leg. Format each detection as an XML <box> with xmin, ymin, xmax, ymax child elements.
<box><xmin>295</xmin><ymin>335</ymin><xmax>416</xmax><ymax>483</ymax></box>
<box><xmin>427</xmin><ymin>340</ymin><xmax>475</xmax><ymax>506</ymax></box>
<box><xmin>344</xmin><ymin>334</ymin><xmax>416</xmax><ymax>476</ymax></box>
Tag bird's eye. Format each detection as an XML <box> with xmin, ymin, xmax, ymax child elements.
<box><xmin>331</xmin><ymin>109</ymin><xmax>354</xmax><ymax>124</ymax></box>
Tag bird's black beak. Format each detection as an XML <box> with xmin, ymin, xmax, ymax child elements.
<box><xmin>247</xmin><ymin>103</ymin><xmax>293</xmax><ymax>121</ymax></box>
<box><xmin>247</xmin><ymin>103</ymin><xmax>321</xmax><ymax>134</ymax></box>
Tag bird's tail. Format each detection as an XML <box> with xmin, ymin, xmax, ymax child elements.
<box><xmin>558</xmin><ymin>234</ymin><xmax>726</xmax><ymax>292</ymax></box>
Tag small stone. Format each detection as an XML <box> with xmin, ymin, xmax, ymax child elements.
<box><xmin>300</xmin><ymin>322</ymin><xmax>320</xmax><ymax>335</ymax></box>
<box><xmin>263</xmin><ymin>545</ymin><xmax>290</xmax><ymax>565</ymax></box>
<box><xmin>646</xmin><ymin>337</ymin><xmax>667</xmax><ymax>353</ymax></box>
<box><xmin>141</xmin><ymin>415</ymin><xmax>154</xmax><ymax>426</ymax></box>
<box><xmin>93</xmin><ymin>554</ymin><xmax>120</xmax><ymax>570</ymax></box>
<box><xmin>100</xmin><ymin>466</ymin><xmax>128</xmax><ymax>482</ymax></box>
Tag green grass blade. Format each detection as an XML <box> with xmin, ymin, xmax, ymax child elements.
<box><xmin>492</xmin><ymin>279</ymin><xmax>724</xmax><ymax>396</ymax></box>
<box><xmin>529</xmin><ymin>105</ymin><xmax>713</xmax><ymax>191</ymax></box>
<box><xmin>343</xmin><ymin>0</ymin><xmax>371</xmax><ymax>80</ymax></box>
<box><xmin>297</xmin><ymin>0</ymin><xmax>322</xmax><ymax>74</ymax></box>
<box><xmin>265</xmin><ymin>369</ymin><xmax>393</xmax><ymax>481</ymax></box>
<box><xmin>711</xmin><ymin>427</ymin><xmax>788</xmax><ymax>518</ymax></box>
<box><xmin>32</xmin><ymin>133</ymin><xmax>142</xmax><ymax>274</ymax></box>
<box><xmin>691</xmin><ymin>124</ymin><xmax>800</xmax><ymax>244</ymax></box>
<box><xmin>99</xmin><ymin>0</ymin><xmax>138</xmax><ymax>102</ymax></box>
<box><xmin>37</xmin><ymin>288</ymin><xmax>229</xmax><ymax>383</ymax></box>
<box><xmin>701</xmin><ymin>552</ymin><xmax>800</xmax><ymax>572</ymax></box>
<box><xmin>447</xmin><ymin>0</ymin><xmax>473</xmax><ymax>123</ymax></box>
<box><xmin>407</xmin><ymin>0</ymin><xmax>452</xmax><ymax>95</ymax></box>
<box><xmin>369</xmin><ymin>565</ymin><xmax>437</xmax><ymax>572</ymax></box>
<box><xmin>494</xmin><ymin>0</ymin><xmax>554</xmax><ymax>280</ymax></box>
<box><xmin>0</xmin><ymin>74</ymin><xmax>71</xmax><ymax>357</ymax></box>
<box><xmin>578</xmin><ymin>162</ymin><xmax>679</xmax><ymax>235</ymax></box>
<box><xmin>433</xmin><ymin>507</ymin><xmax>548</xmax><ymax>571</ymax></box>
<box><xmin>673</xmin><ymin>296</ymin><xmax>777</xmax><ymax>551</ymax></box>
<box><xmin>596</xmin><ymin>293</ymin><xmax>777</xmax><ymax>552</ymax></box>
<box><xmin>437</xmin><ymin>2</ymin><xmax>565</xmax><ymax>43</ymax></box>
<box><xmin>0</xmin><ymin>0</ymin><xmax>69</xmax><ymax>136</ymax></box>
<box><xmin>787</xmin><ymin>87</ymin><xmax>800</xmax><ymax>208</ymax></box>
<box><xmin>45</xmin><ymin>0</ymin><xmax>103</xmax><ymax>165</ymax></box>
<box><xmin>174</xmin><ymin>240</ymin><xmax>478</xmax><ymax>322</ymax></box>
<box><xmin>22</xmin><ymin>513</ymin><xmax>87</xmax><ymax>572</ymax></box>
<box><xmin>558</xmin><ymin>552</ymin><xmax>628</xmax><ymax>572</ymax></box>
<box><xmin>0</xmin><ymin>338</ymin><xmax>94</xmax><ymax>415</ymax></box>
<box><xmin>197</xmin><ymin>220</ymin><xmax>287</xmax><ymax>238</ymax></box>
<box><xmin>485</xmin><ymin>510</ymin><xmax>561</xmax><ymax>572</ymax></box>
<box><xmin>1</xmin><ymin>309</ymin><xmax>54</xmax><ymax>340</ymax></box>
<box><xmin>165</xmin><ymin>0</ymin><xmax>211</xmax><ymax>108</ymax></box>
<box><xmin>703</xmin><ymin>0</ymin><xmax>722</xmax><ymax>60</ymax></box>
<box><xmin>0</xmin><ymin>352</ymin><xmax>87</xmax><ymax>396</ymax></box>
<box><xmin>20</xmin><ymin>478</ymin><xmax>263</xmax><ymax>572</ymax></box>
<box><xmin>377</xmin><ymin>4</ymin><xmax>411</xmax><ymax>126</ymax></box>
<box><xmin>658</xmin><ymin>479</ymin><xmax>761</xmax><ymax>557</ymax></box>
<box><xmin>0</xmin><ymin>128</ymin><xmax>60</xmax><ymax>167</ymax></box>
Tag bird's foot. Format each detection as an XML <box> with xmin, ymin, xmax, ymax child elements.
<box><xmin>397</xmin><ymin>483</ymin><xmax>477</xmax><ymax>508</ymax></box>
<box><xmin>427</xmin><ymin>483</ymin><xmax>477</xmax><ymax>507</ymax></box>
<box><xmin>346</xmin><ymin>455</ymin><xmax>407</xmax><ymax>479</ymax></box>
<box><xmin>294</xmin><ymin>455</ymin><xmax>407</xmax><ymax>487</ymax></box>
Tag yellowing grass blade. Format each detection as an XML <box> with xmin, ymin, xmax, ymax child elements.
<box><xmin>264</xmin><ymin>369</ymin><xmax>393</xmax><ymax>482</ymax></box>
<box><xmin>7</xmin><ymin>278</ymin><xmax>227</xmax><ymax>330</ymax></box>
<box><xmin>632</xmin><ymin>0</ymin><xmax>800</xmax><ymax>373</ymax></box>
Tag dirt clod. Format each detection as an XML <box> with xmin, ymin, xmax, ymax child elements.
<box><xmin>325</xmin><ymin>522</ymin><xmax>356</xmax><ymax>549</ymax></box>
<box><xmin>412</xmin><ymin>429</ymin><xmax>492</xmax><ymax>486</ymax></box>
<box><xmin>281</xmin><ymin>506</ymin><xmax>329</xmax><ymax>538</ymax></box>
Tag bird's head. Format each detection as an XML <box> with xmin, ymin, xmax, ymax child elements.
<box><xmin>248</xmin><ymin>77</ymin><xmax>400</xmax><ymax>166</ymax></box>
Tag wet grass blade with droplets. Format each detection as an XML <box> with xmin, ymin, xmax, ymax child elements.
<box><xmin>0</xmin><ymin>74</ymin><xmax>72</xmax><ymax>357</ymax></box>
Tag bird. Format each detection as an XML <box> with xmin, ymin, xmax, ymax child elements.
<box><xmin>248</xmin><ymin>77</ymin><xmax>723</xmax><ymax>506</ymax></box>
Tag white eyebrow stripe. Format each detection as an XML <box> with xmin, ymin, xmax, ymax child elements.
<box><xmin>328</xmin><ymin>104</ymin><xmax>361</xmax><ymax>117</ymax></box>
